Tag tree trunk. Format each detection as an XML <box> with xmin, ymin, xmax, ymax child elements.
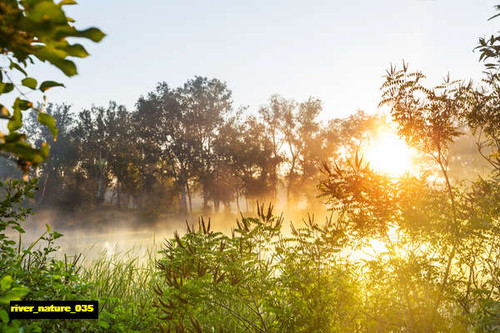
<box><xmin>97</xmin><ymin>173</ymin><xmax>103</xmax><ymax>206</ymax></box>
<box><xmin>186</xmin><ymin>181</ymin><xmax>193</xmax><ymax>214</ymax></box>
<box><xmin>180</xmin><ymin>185</ymin><xmax>188</xmax><ymax>214</ymax></box>
<box><xmin>179</xmin><ymin>168</ymin><xmax>188</xmax><ymax>214</ymax></box>
<box><xmin>97</xmin><ymin>150</ymin><xmax>103</xmax><ymax>207</ymax></box>
<box><xmin>116</xmin><ymin>181</ymin><xmax>121</xmax><ymax>208</ymax></box>
<box><xmin>202</xmin><ymin>185</ymin><xmax>209</xmax><ymax>213</ymax></box>
<box><xmin>39</xmin><ymin>172</ymin><xmax>49</xmax><ymax>205</ymax></box>
<box><xmin>236</xmin><ymin>190</ymin><xmax>240</xmax><ymax>213</ymax></box>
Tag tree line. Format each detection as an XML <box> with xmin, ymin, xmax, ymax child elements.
<box><xmin>0</xmin><ymin>77</ymin><xmax>394</xmax><ymax>216</ymax></box>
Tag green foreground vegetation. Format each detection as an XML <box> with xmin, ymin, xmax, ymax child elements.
<box><xmin>2</xmin><ymin>1</ymin><xmax>500</xmax><ymax>332</ymax></box>
<box><xmin>2</xmin><ymin>167</ymin><xmax>500</xmax><ymax>332</ymax></box>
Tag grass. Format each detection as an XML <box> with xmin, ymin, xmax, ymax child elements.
<box><xmin>80</xmin><ymin>246</ymin><xmax>161</xmax><ymax>332</ymax></box>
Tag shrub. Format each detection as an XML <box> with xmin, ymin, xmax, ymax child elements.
<box><xmin>154</xmin><ymin>204</ymin><xmax>360</xmax><ymax>332</ymax></box>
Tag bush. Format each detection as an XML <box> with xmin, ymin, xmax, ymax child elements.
<box><xmin>0</xmin><ymin>179</ymin><xmax>94</xmax><ymax>332</ymax></box>
<box><xmin>0</xmin><ymin>178</ymin><xmax>161</xmax><ymax>332</ymax></box>
<box><xmin>154</xmin><ymin>204</ymin><xmax>360</xmax><ymax>332</ymax></box>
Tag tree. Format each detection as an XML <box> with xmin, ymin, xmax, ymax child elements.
<box><xmin>0</xmin><ymin>0</ymin><xmax>104</xmax><ymax>174</ymax></box>
<box><xmin>73</xmin><ymin>104</ymin><xmax>115</xmax><ymax>206</ymax></box>
<box><xmin>136</xmin><ymin>83</ymin><xmax>193</xmax><ymax>214</ymax></box>
<box><xmin>209</xmin><ymin>115</ymin><xmax>243</xmax><ymax>213</ymax></box>
<box><xmin>136</xmin><ymin>77</ymin><xmax>232</xmax><ymax>214</ymax></box>
<box><xmin>25</xmin><ymin>103</ymin><xmax>78</xmax><ymax>205</ymax></box>
<box><xmin>461</xmin><ymin>6</ymin><xmax>500</xmax><ymax>171</ymax></box>
<box><xmin>379</xmin><ymin>62</ymin><xmax>471</xmax><ymax>312</ymax></box>
<box><xmin>258</xmin><ymin>95</ymin><xmax>286</xmax><ymax>202</ymax></box>
<box><xmin>211</xmin><ymin>114</ymin><xmax>280</xmax><ymax>212</ymax></box>
<box><xmin>258</xmin><ymin>95</ymin><xmax>325</xmax><ymax>208</ymax></box>
<box><xmin>176</xmin><ymin>76</ymin><xmax>233</xmax><ymax>213</ymax></box>
<box><xmin>291</xmin><ymin>97</ymin><xmax>323</xmax><ymax>207</ymax></box>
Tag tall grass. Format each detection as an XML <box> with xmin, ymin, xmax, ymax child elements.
<box><xmin>80</xmin><ymin>246</ymin><xmax>161</xmax><ymax>332</ymax></box>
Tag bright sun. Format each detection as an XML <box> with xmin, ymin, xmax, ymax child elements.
<box><xmin>364</xmin><ymin>129</ymin><xmax>414</xmax><ymax>176</ymax></box>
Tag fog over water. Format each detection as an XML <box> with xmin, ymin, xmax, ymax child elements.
<box><xmin>20</xmin><ymin>210</ymin><xmax>182</xmax><ymax>260</ymax></box>
<box><xmin>17</xmin><ymin>203</ymin><xmax>333</xmax><ymax>262</ymax></box>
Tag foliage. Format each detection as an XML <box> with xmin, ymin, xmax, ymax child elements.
<box><xmin>0</xmin><ymin>178</ymin><xmax>91</xmax><ymax>332</ymax></box>
<box><xmin>0</xmin><ymin>0</ymin><xmax>104</xmax><ymax>172</ymax></box>
<box><xmin>0</xmin><ymin>179</ymin><xmax>162</xmax><ymax>332</ymax></box>
<box><xmin>136</xmin><ymin>77</ymin><xmax>233</xmax><ymax>214</ymax></box>
<box><xmin>81</xmin><ymin>250</ymin><xmax>161</xmax><ymax>332</ymax></box>
<box><xmin>3</xmin><ymin>3</ymin><xmax>500</xmax><ymax>333</ymax></box>
<box><xmin>319</xmin><ymin>153</ymin><xmax>397</xmax><ymax>238</ymax></box>
<box><xmin>379</xmin><ymin>62</ymin><xmax>466</xmax><ymax>158</ymax></box>
<box><xmin>476</xmin><ymin>5</ymin><xmax>500</xmax><ymax>72</ymax></box>
<box><xmin>460</xmin><ymin>8</ymin><xmax>500</xmax><ymax>172</ymax></box>
<box><xmin>258</xmin><ymin>95</ymin><xmax>324</xmax><ymax>207</ymax></box>
<box><xmin>0</xmin><ymin>86</ymin><xmax>342</xmax><ymax>215</ymax></box>
<box><xmin>155</xmin><ymin>204</ymin><xmax>360</xmax><ymax>332</ymax></box>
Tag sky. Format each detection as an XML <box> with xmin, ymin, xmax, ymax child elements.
<box><xmin>26</xmin><ymin>0</ymin><xmax>500</xmax><ymax>120</ymax></box>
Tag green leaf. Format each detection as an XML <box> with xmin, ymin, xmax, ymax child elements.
<box><xmin>34</xmin><ymin>46</ymin><xmax>78</xmax><ymax>76</ymax></box>
<box><xmin>0</xmin><ymin>287</ymin><xmax>30</xmax><ymax>304</ymax></box>
<box><xmin>98</xmin><ymin>321</ymin><xmax>110</xmax><ymax>329</ymax></box>
<box><xmin>77</xmin><ymin>27</ymin><xmax>106</xmax><ymax>42</ymax></box>
<box><xmin>52</xmin><ymin>58</ymin><xmax>78</xmax><ymax>76</ymax></box>
<box><xmin>13</xmin><ymin>225</ymin><xmax>25</xmax><ymax>233</ymax></box>
<box><xmin>7</xmin><ymin>106</ymin><xmax>22</xmax><ymax>132</ymax></box>
<box><xmin>0</xmin><ymin>276</ymin><xmax>13</xmax><ymax>291</ymax></box>
<box><xmin>52</xmin><ymin>230</ymin><xmax>63</xmax><ymax>239</ymax></box>
<box><xmin>59</xmin><ymin>0</ymin><xmax>78</xmax><ymax>5</ymax></box>
<box><xmin>0</xmin><ymin>309</ymin><xmax>8</xmax><ymax>324</ymax></box>
<box><xmin>0</xmin><ymin>142</ymin><xmax>47</xmax><ymax>166</ymax></box>
<box><xmin>39</xmin><ymin>81</ymin><xmax>65</xmax><ymax>92</ymax></box>
<box><xmin>62</xmin><ymin>43</ymin><xmax>89</xmax><ymax>58</ymax></box>
<box><xmin>40</xmin><ymin>142</ymin><xmax>50</xmax><ymax>159</ymax></box>
<box><xmin>21</xmin><ymin>77</ymin><xmax>37</xmax><ymax>90</ymax></box>
<box><xmin>28</xmin><ymin>2</ymin><xmax>67</xmax><ymax>24</ymax></box>
<box><xmin>9</xmin><ymin>61</ymin><xmax>27</xmax><ymax>76</ymax></box>
<box><xmin>0</xmin><ymin>83</ymin><xmax>14</xmax><ymax>94</ymax></box>
<box><xmin>3</xmin><ymin>132</ymin><xmax>26</xmax><ymax>144</ymax></box>
<box><xmin>14</xmin><ymin>98</ymin><xmax>33</xmax><ymax>111</ymax></box>
<box><xmin>38</xmin><ymin>112</ymin><xmax>58</xmax><ymax>139</ymax></box>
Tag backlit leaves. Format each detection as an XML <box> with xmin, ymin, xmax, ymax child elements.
<box><xmin>0</xmin><ymin>0</ymin><xmax>105</xmax><ymax>173</ymax></box>
<box><xmin>379</xmin><ymin>62</ymin><xmax>465</xmax><ymax>158</ymax></box>
<box><xmin>37</xmin><ymin>112</ymin><xmax>58</xmax><ymax>139</ymax></box>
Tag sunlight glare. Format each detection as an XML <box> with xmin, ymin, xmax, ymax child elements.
<box><xmin>365</xmin><ymin>129</ymin><xmax>413</xmax><ymax>176</ymax></box>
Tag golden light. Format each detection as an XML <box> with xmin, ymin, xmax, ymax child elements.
<box><xmin>364</xmin><ymin>128</ymin><xmax>414</xmax><ymax>176</ymax></box>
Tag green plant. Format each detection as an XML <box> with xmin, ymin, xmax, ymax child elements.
<box><xmin>0</xmin><ymin>179</ymin><xmax>93</xmax><ymax>331</ymax></box>
<box><xmin>0</xmin><ymin>0</ymin><xmax>104</xmax><ymax>172</ymax></box>
<box><xmin>81</xmin><ymin>248</ymin><xmax>161</xmax><ymax>332</ymax></box>
<box><xmin>154</xmin><ymin>204</ymin><xmax>360</xmax><ymax>332</ymax></box>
